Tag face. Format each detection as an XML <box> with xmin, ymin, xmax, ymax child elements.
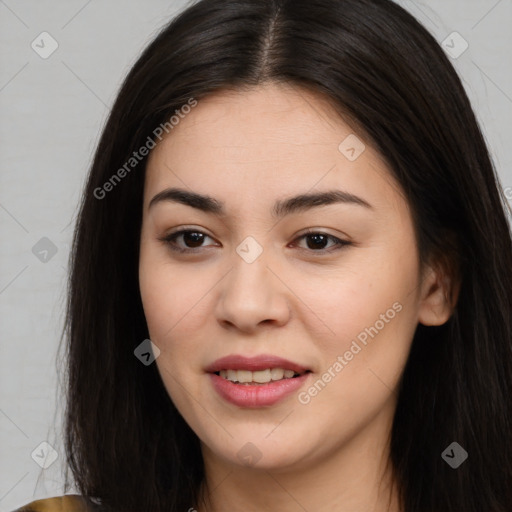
<box><xmin>138</xmin><ymin>82</ymin><xmax>442</xmax><ymax>473</ymax></box>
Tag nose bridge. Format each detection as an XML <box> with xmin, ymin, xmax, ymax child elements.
<box><xmin>227</xmin><ymin>236</ymin><xmax>273</xmax><ymax>301</ymax></box>
<box><xmin>215</xmin><ymin>235</ymin><xmax>290</xmax><ymax>330</ymax></box>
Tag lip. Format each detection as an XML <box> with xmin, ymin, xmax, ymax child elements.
<box><xmin>205</xmin><ymin>354</ymin><xmax>311</xmax><ymax>408</ymax></box>
<box><xmin>204</xmin><ymin>354</ymin><xmax>310</xmax><ymax>374</ymax></box>
<box><xmin>208</xmin><ymin>372</ymin><xmax>311</xmax><ymax>408</ymax></box>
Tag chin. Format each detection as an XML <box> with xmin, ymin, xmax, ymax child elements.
<box><xmin>199</xmin><ymin>428</ymin><xmax>318</xmax><ymax>472</ymax></box>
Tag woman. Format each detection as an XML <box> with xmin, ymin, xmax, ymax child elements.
<box><xmin>15</xmin><ymin>0</ymin><xmax>512</xmax><ymax>510</ymax></box>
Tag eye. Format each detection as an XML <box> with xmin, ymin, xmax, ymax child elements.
<box><xmin>158</xmin><ymin>229</ymin><xmax>217</xmax><ymax>253</ymax></box>
<box><xmin>158</xmin><ymin>228</ymin><xmax>351</xmax><ymax>254</ymax></box>
<box><xmin>291</xmin><ymin>229</ymin><xmax>351</xmax><ymax>253</ymax></box>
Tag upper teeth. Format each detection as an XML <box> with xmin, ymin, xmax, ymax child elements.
<box><xmin>219</xmin><ymin>368</ymin><xmax>298</xmax><ymax>384</ymax></box>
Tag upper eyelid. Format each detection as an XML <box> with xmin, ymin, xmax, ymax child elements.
<box><xmin>164</xmin><ymin>227</ymin><xmax>216</xmax><ymax>242</ymax></box>
<box><xmin>162</xmin><ymin>228</ymin><xmax>349</xmax><ymax>250</ymax></box>
<box><xmin>164</xmin><ymin>225</ymin><xmax>348</xmax><ymax>237</ymax></box>
<box><xmin>164</xmin><ymin>227</ymin><xmax>345</xmax><ymax>240</ymax></box>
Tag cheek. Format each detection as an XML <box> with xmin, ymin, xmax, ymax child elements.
<box><xmin>291</xmin><ymin>251</ymin><xmax>418</xmax><ymax>346</ymax></box>
<box><xmin>138</xmin><ymin>249</ymin><xmax>219</xmax><ymax>391</ymax></box>
<box><xmin>291</xmin><ymin>254</ymin><xmax>420</xmax><ymax>411</ymax></box>
<box><xmin>292</xmin><ymin>277</ymin><xmax>417</xmax><ymax>438</ymax></box>
<box><xmin>138</xmin><ymin>260</ymin><xmax>202</xmax><ymax>403</ymax></box>
<box><xmin>139</xmin><ymin>271</ymin><xmax>180</xmax><ymax>340</ymax></box>
<box><xmin>139</xmin><ymin>241</ymin><xmax>201</xmax><ymax>338</ymax></box>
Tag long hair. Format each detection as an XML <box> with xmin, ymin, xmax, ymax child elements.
<box><xmin>62</xmin><ymin>0</ymin><xmax>512</xmax><ymax>510</ymax></box>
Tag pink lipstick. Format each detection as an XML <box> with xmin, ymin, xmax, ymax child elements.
<box><xmin>205</xmin><ymin>354</ymin><xmax>311</xmax><ymax>408</ymax></box>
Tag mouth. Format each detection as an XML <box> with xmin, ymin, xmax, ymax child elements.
<box><xmin>213</xmin><ymin>368</ymin><xmax>310</xmax><ymax>385</ymax></box>
<box><xmin>205</xmin><ymin>353</ymin><xmax>311</xmax><ymax>377</ymax></box>
<box><xmin>205</xmin><ymin>354</ymin><xmax>312</xmax><ymax>407</ymax></box>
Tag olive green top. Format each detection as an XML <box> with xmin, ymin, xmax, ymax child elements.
<box><xmin>13</xmin><ymin>495</ymin><xmax>94</xmax><ymax>512</ymax></box>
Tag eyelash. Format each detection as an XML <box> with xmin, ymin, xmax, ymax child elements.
<box><xmin>158</xmin><ymin>228</ymin><xmax>351</xmax><ymax>255</ymax></box>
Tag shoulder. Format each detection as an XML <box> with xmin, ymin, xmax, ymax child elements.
<box><xmin>12</xmin><ymin>495</ymin><xmax>97</xmax><ymax>512</ymax></box>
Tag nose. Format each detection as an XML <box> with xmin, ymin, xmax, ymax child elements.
<box><xmin>215</xmin><ymin>248</ymin><xmax>291</xmax><ymax>333</ymax></box>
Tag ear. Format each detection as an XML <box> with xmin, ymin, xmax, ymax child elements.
<box><xmin>417</xmin><ymin>260</ymin><xmax>460</xmax><ymax>327</ymax></box>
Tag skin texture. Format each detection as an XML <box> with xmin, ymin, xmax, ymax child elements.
<box><xmin>138</xmin><ymin>82</ymin><xmax>455</xmax><ymax>512</ymax></box>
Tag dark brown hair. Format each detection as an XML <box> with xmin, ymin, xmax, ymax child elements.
<box><xmin>62</xmin><ymin>0</ymin><xmax>512</xmax><ymax>510</ymax></box>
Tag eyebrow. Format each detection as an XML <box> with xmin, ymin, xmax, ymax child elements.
<box><xmin>148</xmin><ymin>187</ymin><xmax>373</xmax><ymax>218</ymax></box>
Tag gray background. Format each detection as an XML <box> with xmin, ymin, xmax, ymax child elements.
<box><xmin>0</xmin><ymin>1</ymin><xmax>511</xmax><ymax>510</ymax></box>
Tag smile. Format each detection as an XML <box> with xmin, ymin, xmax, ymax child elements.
<box><xmin>205</xmin><ymin>354</ymin><xmax>312</xmax><ymax>407</ymax></box>
<box><xmin>215</xmin><ymin>368</ymin><xmax>305</xmax><ymax>384</ymax></box>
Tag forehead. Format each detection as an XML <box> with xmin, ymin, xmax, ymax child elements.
<box><xmin>152</xmin><ymin>83</ymin><xmax>353</xmax><ymax>160</ymax></box>
<box><xmin>143</xmin><ymin>83</ymin><xmax>405</xmax><ymax>215</ymax></box>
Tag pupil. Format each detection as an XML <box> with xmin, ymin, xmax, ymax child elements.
<box><xmin>184</xmin><ymin>232</ymin><xmax>204</xmax><ymax>247</ymax></box>
<box><xmin>181</xmin><ymin>233</ymin><xmax>328</xmax><ymax>249</ymax></box>
<box><xmin>307</xmin><ymin>234</ymin><xmax>327</xmax><ymax>249</ymax></box>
